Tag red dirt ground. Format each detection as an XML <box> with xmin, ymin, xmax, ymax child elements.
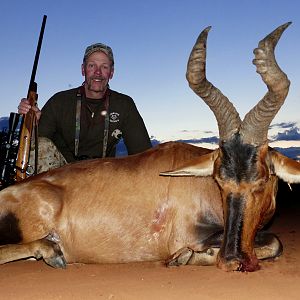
<box><xmin>1</xmin><ymin>183</ymin><xmax>300</xmax><ymax>300</ymax></box>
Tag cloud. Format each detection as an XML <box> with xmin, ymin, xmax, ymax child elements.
<box><xmin>273</xmin><ymin>127</ymin><xmax>300</xmax><ymax>141</ymax></box>
<box><xmin>269</xmin><ymin>122</ymin><xmax>296</xmax><ymax>129</ymax></box>
<box><xmin>176</xmin><ymin>136</ymin><xmax>219</xmax><ymax>145</ymax></box>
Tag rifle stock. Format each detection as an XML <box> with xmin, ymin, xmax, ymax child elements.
<box><xmin>15</xmin><ymin>86</ymin><xmax>38</xmax><ymax>181</ymax></box>
<box><xmin>15</xmin><ymin>15</ymin><xmax>47</xmax><ymax>181</ymax></box>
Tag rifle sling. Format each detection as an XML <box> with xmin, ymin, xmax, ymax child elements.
<box><xmin>75</xmin><ymin>86</ymin><xmax>110</xmax><ymax>158</ymax></box>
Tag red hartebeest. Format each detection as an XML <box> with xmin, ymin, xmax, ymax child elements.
<box><xmin>0</xmin><ymin>22</ymin><xmax>299</xmax><ymax>272</ymax></box>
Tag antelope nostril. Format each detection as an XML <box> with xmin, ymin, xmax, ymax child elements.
<box><xmin>239</xmin><ymin>256</ymin><xmax>260</xmax><ymax>272</ymax></box>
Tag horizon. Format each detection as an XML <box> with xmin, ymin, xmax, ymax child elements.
<box><xmin>1</xmin><ymin>115</ymin><xmax>300</xmax><ymax>159</ymax></box>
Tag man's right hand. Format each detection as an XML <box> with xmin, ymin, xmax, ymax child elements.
<box><xmin>18</xmin><ymin>98</ymin><xmax>41</xmax><ymax>121</ymax></box>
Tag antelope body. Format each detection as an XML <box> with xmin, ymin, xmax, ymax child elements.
<box><xmin>1</xmin><ymin>23</ymin><xmax>300</xmax><ymax>272</ymax></box>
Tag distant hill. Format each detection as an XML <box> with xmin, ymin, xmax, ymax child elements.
<box><xmin>152</xmin><ymin>121</ymin><xmax>300</xmax><ymax>160</ymax></box>
<box><xmin>0</xmin><ymin>116</ymin><xmax>9</xmax><ymax>131</ymax></box>
<box><xmin>1</xmin><ymin>116</ymin><xmax>300</xmax><ymax>159</ymax></box>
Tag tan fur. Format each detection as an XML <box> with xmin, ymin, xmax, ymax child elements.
<box><xmin>0</xmin><ymin>142</ymin><xmax>223</xmax><ymax>264</ymax></box>
<box><xmin>0</xmin><ymin>141</ymin><xmax>297</xmax><ymax>269</ymax></box>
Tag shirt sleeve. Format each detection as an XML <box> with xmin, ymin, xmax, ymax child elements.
<box><xmin>38</xmin><ymin>97</ymin><xmax>57</xmax><ymax>139</ymax></box>
<box><xmin>38</xmin><ymin>96</ymin><xmax>75</xmax><ymax>162</ymax></box>
<box><xmin>121</xmin><ymin>99</ymin><xmax>152</xmax><ymax>155</ymax></box>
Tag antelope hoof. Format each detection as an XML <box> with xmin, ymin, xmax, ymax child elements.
<box><xmin>43</xmin><ymin>242</ymin><xmax>67</xmax><ymax>269</ymax></box>
<box><xmin>255</xmin><ymin>232</ymin><xmax>283</xmax><ymax>260</ymax></box>
<box><xmin>35</xmin><ymin>238</ymin><xmax>67</xmax><ymax>269</ymax></box>
<box><xmin>166</xmin><ymin>247</ymin><xmax>194</xmax><ymax>266</ymax></box>
<box><xmin>44</xmin><ymin>253</ymin><xmax>67</xmax><ymax>269</ymax></box>
<box><xmin>167</xmin><ymin>247</ymin><xmax>218</xmax><ymax>267</ymax></box>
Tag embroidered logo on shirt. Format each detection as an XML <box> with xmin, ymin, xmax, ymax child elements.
<box><xmin>112</xmin><ymin>129</ymin><xmax>122</xmax><ymax>140</ymax></box>
<box><xmin>109</xmin><ymin>112</ymin><xmax>120</xmax><ymax>123</ymax></box>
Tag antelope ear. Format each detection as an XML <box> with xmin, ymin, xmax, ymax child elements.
<box><xmin>160</xmin><ymin>149</ymin><xmax>218</xmax><ymax>177</ymax></box>
<box><xmin>270</xmin><ymin>149</ymin><xmax>300</xmax><ymax>184</ymax></box>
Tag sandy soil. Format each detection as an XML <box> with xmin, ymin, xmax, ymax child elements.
<box><xmin>1</xmin><ymin>182</ymin><xmax>300</xmax><ymax>300</ymax></box>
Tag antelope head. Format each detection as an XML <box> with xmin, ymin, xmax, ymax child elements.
<box><xmin>161</xmin><ymin>23</ymin><xmax>300</xmax><ymax>271</ymax></box>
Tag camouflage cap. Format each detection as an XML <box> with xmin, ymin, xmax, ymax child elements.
<box><xmin>83</xmin><ymin>43</ymin><xmax>114</xmax><ymax>65</ymax></box>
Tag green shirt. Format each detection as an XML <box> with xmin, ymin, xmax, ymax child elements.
<box><xmin>39</xmin><ymin>87</ymin><xmax>152</xmax><ymax>162</ymax></box>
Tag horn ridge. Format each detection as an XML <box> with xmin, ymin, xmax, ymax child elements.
<box><xmin>186</xmin><ymin>26</ymin><xmax>241</xmax><ymax>142</ymax></box>
<box><xmin>240</xmin><ymin>22</ymin><xmax>291</xmax><ymax>145</ymax></box>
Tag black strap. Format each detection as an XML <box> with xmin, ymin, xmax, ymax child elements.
<box><xmin>34</xmin><ymin>121</ymin><xmax>38</xmax><ymax>175</ymax></box>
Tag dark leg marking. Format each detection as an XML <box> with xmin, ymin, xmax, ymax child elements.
<box><xmin>0</xmin><ymin>212</ymin><xmax>22</xmax><ymax>245</ymax></box>
<box><xmin>201</xmin><ymin>230</ymin><xmax>223</xmax><ymax>248</ymax></box>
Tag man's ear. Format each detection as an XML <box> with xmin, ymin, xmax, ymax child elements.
<box><xmin>109</xmin><ymin>67</ymin><xmax>114</xmax><ymax>79</ymax></box>
<box><xmin>81</xmin><ymin>64</ymin><xmax>85</xmax><ymax>76</ymax></box>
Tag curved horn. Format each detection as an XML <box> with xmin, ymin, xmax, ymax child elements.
<box><xmin>186</xmin><ymin>26</ymin><xmax>241</xmax><ymax>142</ymax></box>
<box><xmin>240</xmin><ymin>22</ymin><xmax>291</xmax><ymax>145</ymax></box>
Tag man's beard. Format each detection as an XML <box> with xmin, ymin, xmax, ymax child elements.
<box><xmin>86</xmin><ymin>76</ymin><xmax>107</xmax><ymax>93</ymax></box>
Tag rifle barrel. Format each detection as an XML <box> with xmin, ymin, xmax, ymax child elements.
<box><xmin>28</xmin><ymin>15</ymin><xmax>47</xmax><ymax>96</ymax></box>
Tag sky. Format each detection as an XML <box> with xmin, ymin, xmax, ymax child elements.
<box><xmin>1</xmin><ymin>0</ymin><xmax>299</xmax><ymax>140</ymax></box>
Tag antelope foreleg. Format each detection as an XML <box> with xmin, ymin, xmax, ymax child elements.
<box><xmin>0</xmin><ymin>237</ymin><xmax>66</xmax><ymax>268</ymax></box>
<box><xmin>166</xmin><ymin>231</ymin><xmax>282</xmax><ymax>267</ymax></box>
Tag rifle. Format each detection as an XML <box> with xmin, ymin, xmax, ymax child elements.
<box><xmin>15</xmin><ymin>15</ymin><xmax>47</xmax><ymax>182</ymax></box>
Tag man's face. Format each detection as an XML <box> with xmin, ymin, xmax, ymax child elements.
<box><xmin>82</xmin><ymin>51</ymin><xmax>114</xmax><ymax>98</ymax></box>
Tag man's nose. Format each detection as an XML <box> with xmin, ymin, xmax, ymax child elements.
<box><xmin>94</xmin><ymin>66</ymin><xmax>102</xmax><ymax>75</ymax></box>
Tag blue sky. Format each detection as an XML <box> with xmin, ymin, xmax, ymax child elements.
<box><xmin>1</xmin><ymin>0</ymin><xmax>299</xmax><ymax>139</ymax></box>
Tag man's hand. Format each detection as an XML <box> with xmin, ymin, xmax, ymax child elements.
<box><xmin>18</xmin><ymin>98</ymin><xmax>41</xmax><ymax>121</ymax></box>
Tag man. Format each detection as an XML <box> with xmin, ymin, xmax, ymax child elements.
<box><xmin>18</xmin><ymin>43</ymin><xmax>152</xmax><ymax>169</ymax></box>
